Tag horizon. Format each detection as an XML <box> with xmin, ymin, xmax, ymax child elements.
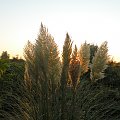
<box><xmin>0</xmin><ymin>0</ymin><xmax>120</xmax><ymax>61</ymax></box>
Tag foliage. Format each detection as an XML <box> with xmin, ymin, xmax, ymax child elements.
<box><xmin>0</xmin><ymin>59</ymin><xmax>28</xmax><ymax>120</ymax></box>
<box><xmin>100</xmin><ymin>61</ymin><xmax>120</xmax><ymax>89</ymax></box>
<box><xmin>1</xmin><ymin>51</ymin><xmax>9</xmax><ymax>59</ymax></box>
<box><xmin>69</xmin><ymin>45</ymin><xmax>80</xmax><ymax>89</ymax></box>
<box><xmin>0</xmin><ymin>59</ymin><xmax>9</xmax><ymax>78</ymax></box>
<box><xmin>24</xmin><ymin>23</ymin><xmax>61</xmax><ymax>120</ymax></box>
<box><xmin>60</xmin><ymin>33</ymin><xmax>72</xmax><ymax>120</ymax></box>
<box><xmin>90</xmin><ymin>44</ymin><xmax>98</xmax><ymax>63</ymax></box>
<box><xmin>76</xmin><ymin>80</ymin><xmax>120</xmax><ymax>120</ymax></box>
<box><xmin>79</xmin><ymin>42</ymin><xmax>90</xmax><ymax>75</ymax></box>
<box><xmin>90</xmin><ymin>41</ymin><xmax>109</xmax><ymax>81</ymax></box>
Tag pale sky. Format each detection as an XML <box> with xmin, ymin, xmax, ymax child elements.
<box><xmin>0</xmin><ymin>0</ymin><xmax>120</xmax><ymax>61</ymax></box>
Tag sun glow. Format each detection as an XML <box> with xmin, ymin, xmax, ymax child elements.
<box><xmin>0</xmin><ymin>0</ymin><xmax>120</xmax><ymax>61</ymax></box>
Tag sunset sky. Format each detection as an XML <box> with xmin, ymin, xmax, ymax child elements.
<box><xmin>0</xmin><ymin>0</ymin><xmax>120</xmax><ymax>61</ymax></box>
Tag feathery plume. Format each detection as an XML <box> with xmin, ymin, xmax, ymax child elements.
<box><xmin>79</xmin><ymin>42</ymin><xmax>90</xmax><ymax>74</ymax></box>
<box><xmin>90</xmin><ymin>41</ymin><xmax>109</xmax><ymax>81</ymax></box>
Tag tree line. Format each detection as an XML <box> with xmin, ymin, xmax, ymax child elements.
<box><xmin>0</xmin><ymin>23</ymin><xmax>120</xmax><ymax>120</ymax></box>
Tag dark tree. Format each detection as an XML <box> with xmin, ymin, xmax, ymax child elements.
<box><xmin>1</xmin><ymin>51</ymin><xmax>9</xmax><ymax>59</ymax></box>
